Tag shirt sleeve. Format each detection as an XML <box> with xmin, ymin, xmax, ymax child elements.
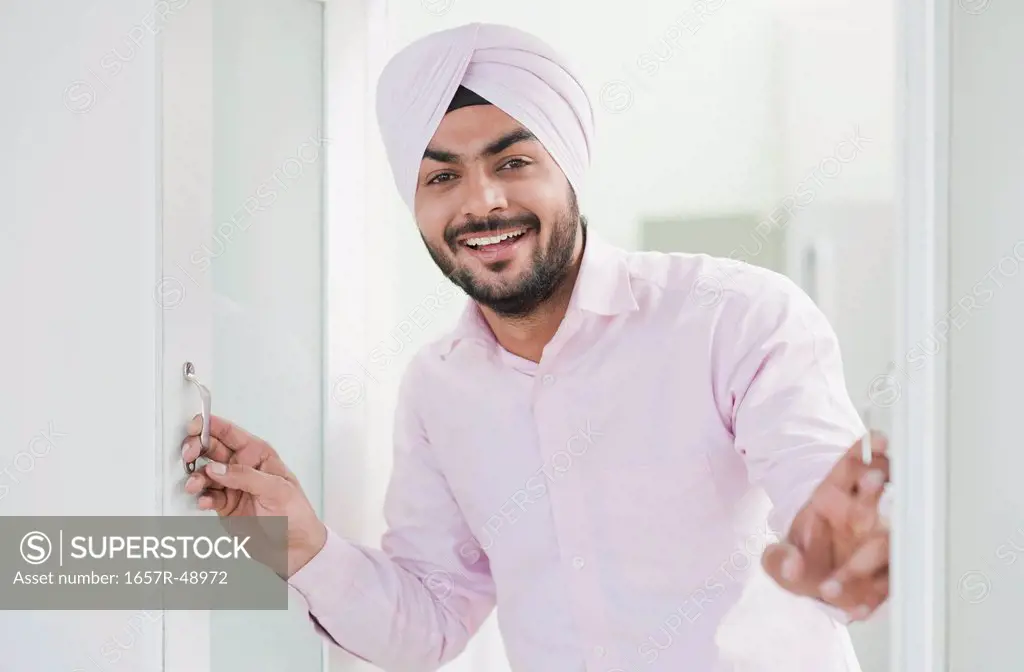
<box><xmin>713</xmin><ymin>271</ymin><xmax>866</xmax><ymax>624</ymax></box>
<box><xmin>287</xmin><ymin>359</ymin><xmax>497</xmax><ymax>670</ymax></box>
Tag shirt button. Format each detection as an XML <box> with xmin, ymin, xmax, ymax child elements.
<box><xmin>542</xmin><ymin>374</ymin><xmax>556</xmax><ymax>386</ymax></box>
<box><xmin>572</xmin><ymin>556</ymin><xmax>585</xmax><ymax>569</ymax></box>
<box><xmin>594</xmin><ymin>646</ymin><xmax>606</xmax><ymax>657</ymax></box>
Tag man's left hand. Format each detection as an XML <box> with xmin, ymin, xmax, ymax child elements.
<box><xmin>761</xmin><ymin>431</ymin><xmax>891</xmax><ymax>621</ymax></box>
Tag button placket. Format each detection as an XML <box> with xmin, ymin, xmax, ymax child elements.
<box><xmin>534</xmin><ymin>390</ymin><xmax>618</xmax><ymax>672</ymax></box>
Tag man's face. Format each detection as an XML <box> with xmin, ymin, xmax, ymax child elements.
<box><xmin>414</xmin><ymin>104</ymin><xmax>580</xmax><ymax>318</ymax></box>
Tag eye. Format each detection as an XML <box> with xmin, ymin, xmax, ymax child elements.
<box><xmin>501</xmin><ymin>157</ymin><xmax>530</xmax><ymax>170</ymax></box>
<box><xmin>426</xmin><ymin>171</ymin><xmax>457</xmax><ymax>186</ymax></box>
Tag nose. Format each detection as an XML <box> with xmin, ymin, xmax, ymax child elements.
<box><xmin>459</xmin><ymin>168</ymin><xmax>508</xmax><ymax>221</ymax></box>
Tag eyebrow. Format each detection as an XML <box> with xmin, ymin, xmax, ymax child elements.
<box><xmin>422</xmin><ymin>128</ymin><xmax>538</xmax><ymax>164</ymax></box>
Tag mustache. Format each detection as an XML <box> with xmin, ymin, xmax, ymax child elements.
<box><xmin>445</xmin><ymin>213</ymin><xmax>540</xmax><ymax>248</ymax></box>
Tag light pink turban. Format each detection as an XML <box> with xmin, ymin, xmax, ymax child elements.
<box><xmin>375</xmin><ymin>22</ymin><xmax>596</xmax><ymax>212</ymax></box>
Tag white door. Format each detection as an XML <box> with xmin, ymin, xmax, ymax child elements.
<box><xmin>160</xmin><ymin>0</ymin><xmax>328</xmax><ymax>670</ymax></box>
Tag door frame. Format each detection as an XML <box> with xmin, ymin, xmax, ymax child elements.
<box><xmin>319</xmin><ymin>0</ymin><xmax>391</xmax><ymax>669</ymax></box>
<box><xmin>891</xmin><ymin>0</ymin><xmax>950</xmax><ymax>670</ymax></box>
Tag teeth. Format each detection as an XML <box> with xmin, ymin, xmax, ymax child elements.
<box><xmin>465</xmin><ymin>229</ymin><xmax>526</xmax><ymax>247</ymax></box>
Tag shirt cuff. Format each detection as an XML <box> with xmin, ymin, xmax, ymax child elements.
<box><xmin>286</xmin><ymin>526</ymin><xmax>361</xmax><ymax>609</ymax></box>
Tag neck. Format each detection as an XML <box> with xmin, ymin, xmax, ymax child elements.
<box><xmin>478</xmin><ymin>226</ymin><xmax>586</xmax><ymax>363</ymax></box>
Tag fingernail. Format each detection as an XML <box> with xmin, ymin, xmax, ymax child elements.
<box><xmin>782</xmin><ymin>555</ymin><xmax>800</xmax><ymax>581</ymax></box>
<box><xmin>862</xmin><ymin>469</ymin><xmax>885</xmax><ymax>490</ymax></box>
<box><xmin>820</xmin><ymin>579</ymin><xmax>843</xmax><ymax>599</ymax></box>
<box><xmin>208</xmin><ymin>461</ymin><xmax>226</xmax><ymax>475</ymax></box>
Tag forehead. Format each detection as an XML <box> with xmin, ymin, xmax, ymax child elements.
<box><xmin>427</xmin><ymin>104</ymin><xmax>528</xmax><ymax>153</ymax></box>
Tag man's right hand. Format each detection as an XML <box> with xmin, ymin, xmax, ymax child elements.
<box><xmin>181</xmin><ymin>414</ymin><xmax>327</xmax><ymax>578</ymax></box>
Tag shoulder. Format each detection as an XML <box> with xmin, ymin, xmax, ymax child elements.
<box><xmin>394</xmin><ymin>323</ymin><xmax>470</xmax><ymax>399</ymax></box>
<box><xmin>622</xmin><ymin>248</ymin><xmax>818</xmax><ymax>325</ymax></box>
<box><xmin>395</xmin><ymin>341</ymin><xmax>443</xmax><ymax>394</ymax></box>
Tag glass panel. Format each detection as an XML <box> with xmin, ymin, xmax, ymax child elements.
<box><xmin>211</xmin><ymin>0</ymin><xmax>325</xmax><ymax>669</ymax></box>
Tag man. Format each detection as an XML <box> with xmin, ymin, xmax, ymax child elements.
<box><xmin>182</xmin><ymin>22</ymin><xmax>891</xmax><ymax>671</ymax></box>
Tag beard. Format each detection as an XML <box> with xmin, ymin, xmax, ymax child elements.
<box><xmin>423</xmin><ymin>191</ymin><xmax>584</xmax><ymax>319</ymax></box>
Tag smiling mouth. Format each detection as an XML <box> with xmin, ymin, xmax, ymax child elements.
<box><xmin>460</xmin><ymin>227</ymin><xmax>531</xmax><ymax>249</ymax></box>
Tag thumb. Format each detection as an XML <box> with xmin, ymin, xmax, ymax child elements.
<box><xmin>204</xmin><ymin>461</ymin><xmax>278</xmax><ymax>498</ymax></box>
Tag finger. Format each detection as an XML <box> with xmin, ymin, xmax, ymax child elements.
<box><xmin>797</xmin><ymin>511</ymin><xmax>835</xmax><ymax>584</ymax></box>
<box><xmin>854</xmin><ymin>453</ymin><xmax>891</xmax><ymax>495</ymax></box>
<box><xmin>181</xmin><ymin>433</ymin><xmax>271</xmax><ymax>471</ymax></box>
<box><xmin>852</xmin><ymin>449</ymin><xmax>890</xmax><ymax>492</ymax></box>
<box><xmin>855</xmin><ymin>429</ymin><xmax>890</xmax><ymax>464</ymax></box>
<box><xmin>786</xmin><ymin>505</ymin><xmax>812</xmax><ymax>549</ymax></box>
<box><xmin>184</xmin><ymin>471</ymin><xmax>225</xmax><ymax>495</ymax></box>
<box><xmin>809</xmin><ymin>480</ymin><xmax>884</xmax><ymax>536</ymax></box>
<box><xmin>857</xmin><ymin>467</ymin><xmax>887</xmax><ymax>502</ymax></box>
<box><xmin>849</xmin><ymin>604</ymin><xmax>879</xmax><ymax>622</ymax></box>
<box><xmin>762</xmin><ymin>542</ymin><xmax>817</xmax><ymax>597</ymax></box>
<box><xmin>827</xmin><ymin>430</ymin><xmax>892</xmax><ymax>487</ymax></box>
<box><xmin>852</xmin><ymin>468</ymin><xmax>888</xmax><ymax>532</ymax></box>
<box><xmin>825</xmin><ymin>531</ymin><xmax>890</xmax><ymax>587</ymax></box>
<box><xmin>816</xmin><ymin>466</ymin><xmax>888</xmax><ymax>535</ymax></box>
<box><xmin>204</xmin><ymin>461</ymin><xmax>280</xmax><ymax>499</ymax></box>
<box><xmin>828</xmin><ymin>432</ymin><xmax>891</xmax><ymax>492</ymax></box>
<box><xmin>827</xmin><ymin>572</ymin><xmax>890</xmax><ymax>619</ymax></box>
<box><xmin>197</xmin><ymin>488</ymin><xmax>231</xmax><ymax>513</ymax></box>
<box><xmin>858</xmin><ymin>573</ymin><xmax>891</xmax><ymax>617</ymax></box>
<box><xmin>181</xmin><ymin>434</ymin><xmax>232</xmax><ymax>465</ymax></box>
<box><xmin>187</xmin><ymin>414</ymin><xmax>263</xmax><ymax>454</ymax></box>
<box><xmin>186</xmin><ymin>414</ymin><xmax>204</xmax><ymax>436</ymax></box>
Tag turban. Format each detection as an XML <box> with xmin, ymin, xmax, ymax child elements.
<box><xmin>375</xmin><ymin>22</ymin><xmax>596</xmax><ymax>212</ymax></box>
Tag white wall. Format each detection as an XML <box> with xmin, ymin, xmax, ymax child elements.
<box><xmin>947</xmin><ymin>1</ymin><xmax>1024</xmax><ymax>669</ymax></box>
<box><xmin>0</xmin><ymin>0</ymin><xmax>163</xmax><ymax>669</ymax></box>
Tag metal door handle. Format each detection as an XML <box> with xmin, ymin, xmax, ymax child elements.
<box><xmin>183</xmin><ymin>361</ymin><xmax>212</xmax><ymax>475</ymax></box>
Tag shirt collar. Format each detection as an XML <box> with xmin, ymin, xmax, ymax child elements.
<box><xmin>438</xmin><ymin>229</ymin><xmax>639</xmax><ymax>357</ymax></box>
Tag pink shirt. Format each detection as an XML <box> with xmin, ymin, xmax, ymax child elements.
<box><xmin>289</xmin><ymin>232</ymin><xmax>866</xmax><ymax>671</ymax></box>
